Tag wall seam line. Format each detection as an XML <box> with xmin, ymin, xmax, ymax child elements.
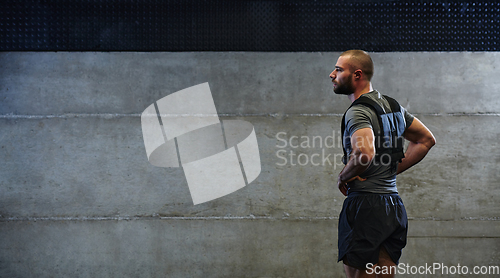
<box><xmin>1</xmin><ymin>113</ymin><xmax>499</xmax><ymax>119</ymax></box>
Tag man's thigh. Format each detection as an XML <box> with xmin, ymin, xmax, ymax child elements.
<box><xmin>343</xmin><ymin>246</ymin><xmax>397</xmax><ymax>278</ymax></box>
<box><xmin>338</xmin><ymin>193</ymin><xmax>408</xmax><ymax>269</ymax></box>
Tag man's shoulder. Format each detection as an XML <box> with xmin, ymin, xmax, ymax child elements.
<box><xmin>344</xmin><ymin>100</ymin><xmax>377</xmax><ymax>134</ymax></box>
<box><xmin>345</xmin><ymin>102</ymin><xmax>376</xmax><ymax>120</ymax></box>
<box><xmin>346</xmin><ymin>91</ymin><xmax>382</xmax><ymax>118</ymax></box>
<box><xmin>362</xmin><ymin>91</ymin><xmax>390</xmax><ymax>108</ymax></box>
<box><xmin>358</xmin><ymin>91</ymin><xmax>407</xmax><ymax>115</ymax></box>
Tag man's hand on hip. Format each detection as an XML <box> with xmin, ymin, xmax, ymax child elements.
<box><xmin>338</xmin><ymin>176</ymin><xmax>367</xmax><ymax>196</ymax></box>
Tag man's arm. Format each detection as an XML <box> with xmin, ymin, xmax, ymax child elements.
<box><xmin>397</xmin><ymin>117</ymin><xmax>436</xmax><ymax>175</ymax></box>
<box><xmin>337</xmin><ymin>128</ymin><xmax>375</xmax><ymax>196</ymax></box>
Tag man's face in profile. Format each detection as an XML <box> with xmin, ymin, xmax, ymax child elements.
<box><xmin>331</xmin><ymin>56</ymin><xmax>355</xmax><ymax>96</ymax></box>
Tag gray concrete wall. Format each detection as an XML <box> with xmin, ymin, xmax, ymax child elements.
<box><xmin>0</xmin><ymin>52</ymin><xmax>499</xmax><ymax>277</ymax></box>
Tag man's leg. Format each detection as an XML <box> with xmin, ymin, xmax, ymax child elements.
<box><xmin>375</xmin><ymin>245</ymin><xmax>397</xmax><ymax>278</ymax></box>
<box><xmin>343</xmin><ymin>263</ymin><xmax>374</xmax><ymax>278</ymax></box>
<box><xmin>342</xmin><ymin>246</ymin><xmax>396</xmax><ymax>278</ymax></box>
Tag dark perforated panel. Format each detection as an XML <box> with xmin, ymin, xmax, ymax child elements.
<box><xmin>1</xmin><ymin>1</ymin><xmax>499</xmax><ymax>51</ymax></box>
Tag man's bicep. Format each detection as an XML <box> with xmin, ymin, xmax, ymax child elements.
<box><xmin>350</xmin><ymin>128</ymin><xmax>375</xmax><ymax>155</ymax></box>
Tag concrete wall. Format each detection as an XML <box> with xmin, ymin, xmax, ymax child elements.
<box><xmin>0</xmin><ymin>52</ymin><xmax>499</xmax><ymax>277</ymax></box>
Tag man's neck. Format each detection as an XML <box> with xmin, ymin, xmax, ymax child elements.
<box><xmin>348</xmin><ymin>82</ymin><xmax>373</xmax><ymax>103</ymax></box>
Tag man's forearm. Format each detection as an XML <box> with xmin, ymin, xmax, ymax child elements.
<box><xmin>396</xmin><ymin>141</ymin><xmax>433</xmax><ymax>175</ymax></box>
<box><xmin>338</xmin><ymin>150</ymin><xmax>372</xmax><ymax>183</ymax></box>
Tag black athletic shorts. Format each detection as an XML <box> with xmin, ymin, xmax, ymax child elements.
<box><xmin>337</xmin><ymin>192</ymin><xmax>408</xmax><ymax>270</ymax></box>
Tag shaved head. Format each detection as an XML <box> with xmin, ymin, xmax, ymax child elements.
<box><xmin>339</xmin><ymin>50</ymin><xmax>374</xmax><ymax>81</ymax></box>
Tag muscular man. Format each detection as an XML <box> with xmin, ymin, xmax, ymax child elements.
<box><xmin>330</xmin><ymin>50</ymin><xmax>436</xmax><ymax>278</ymax></box>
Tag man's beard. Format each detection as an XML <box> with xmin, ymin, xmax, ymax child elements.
<box><xmin>333</xmin><ymin>77</ymin><xmax>355</xmax><ymax>95</ymax></box>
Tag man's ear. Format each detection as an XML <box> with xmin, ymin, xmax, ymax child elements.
<box><xmin>354</xmin><ymin>69</ymin><xmax>362</xmax><ymax>80</ymax></box>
